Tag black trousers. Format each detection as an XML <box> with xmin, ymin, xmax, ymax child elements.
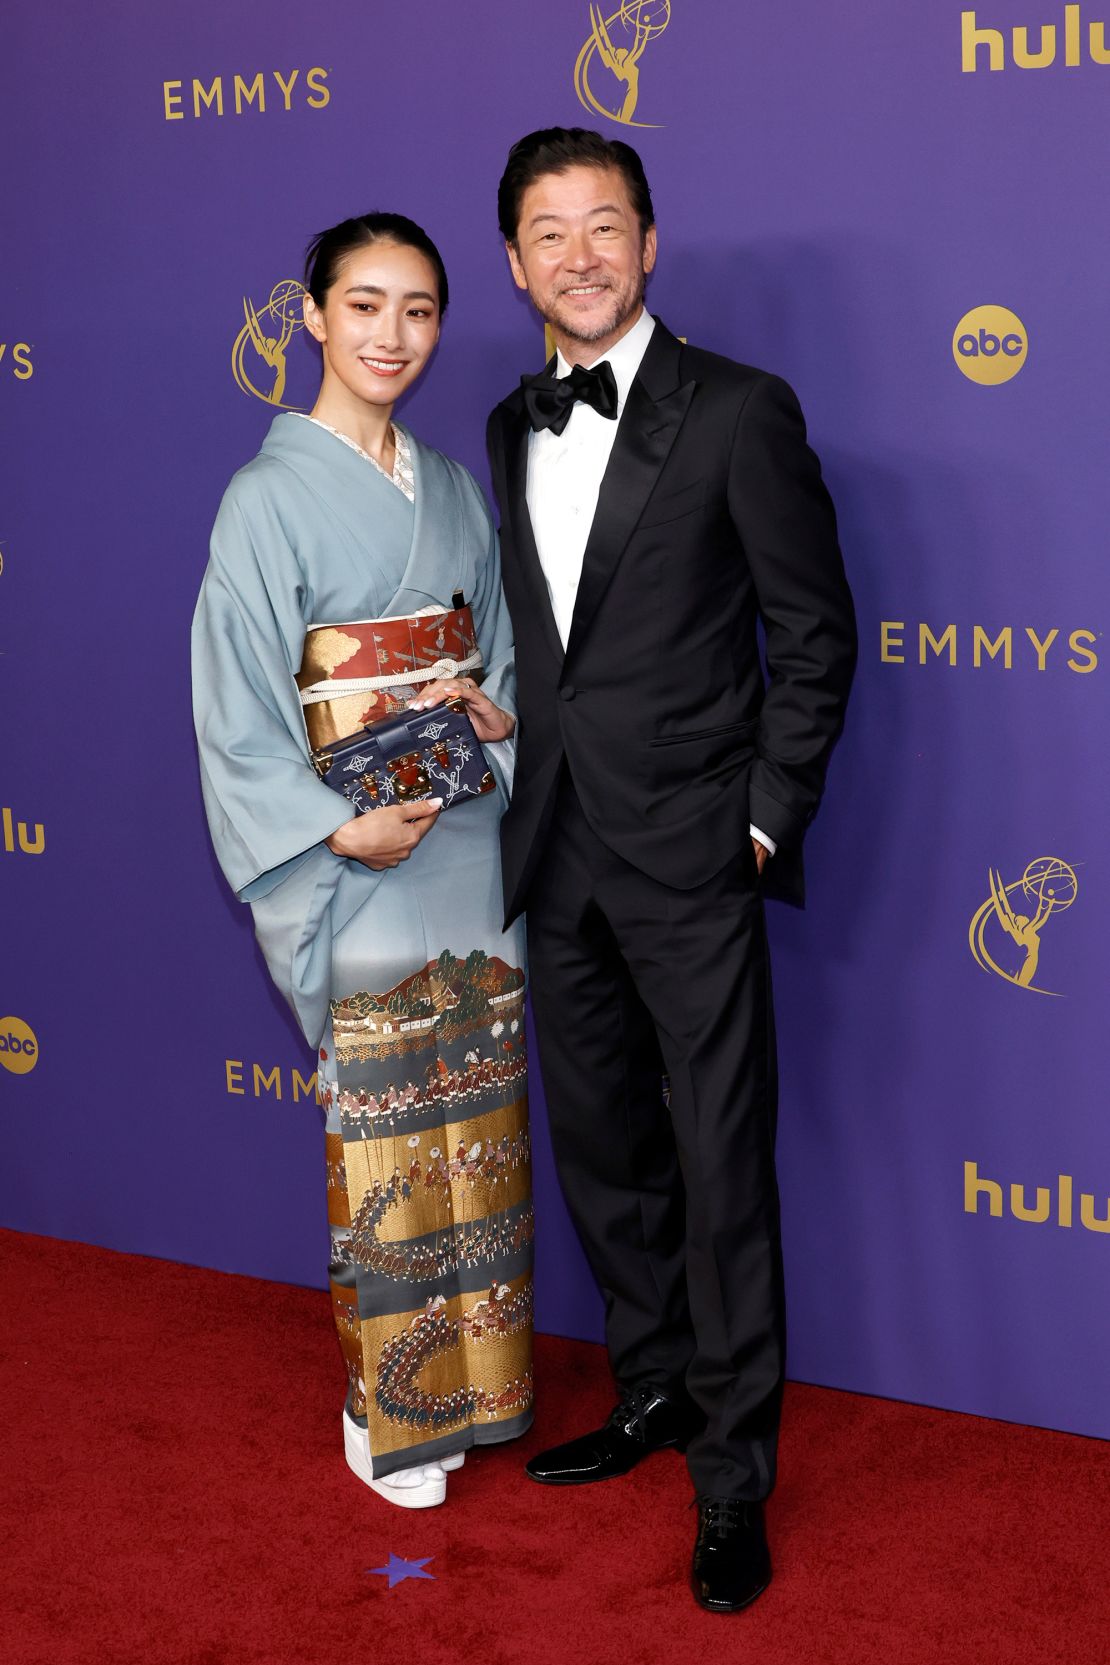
<box><xmin>525</xmin><ymin>775</ymin><xmax>784</xmax><ymax>1500</ymax></box>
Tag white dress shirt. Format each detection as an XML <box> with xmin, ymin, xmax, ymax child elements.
<box><xmin>525</xmin><ymin>308</ymin><xmax>775</xmax><ymax>858</ymax></box>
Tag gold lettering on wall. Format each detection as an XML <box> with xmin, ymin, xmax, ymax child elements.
<box><xmin>919</xmin><ymin>623</ymin><xmax>957</xmax><ymax>665</ymax></box>
<box><xmin>0</xmin><ymin>344</ymin><xmax>34</xmax><ymax>380</ymax></box>
<box><xmin>2</xmin><ymin>808</ymin><xmax>45</xmax><ymax>855</ymax></box>
<box><xmin>162</xmin><ymin>69</ymin><xmax>331</xmax><ymax>120</ymax></box>
<box><xmin>234</xmin><ymin>72</ymin><xmax>265</xmax><ymax>113</ymax></box>
<box><xmin>965</xmin><ymin>1162</ymin><xmax>1110</xmax><ymax>1234</ymax></box>
<box><xmin>880</xmin><ymin>622</ymin><xmax>1100</xmax><ymax>672</ymax></box>
<box><xmin>224</xmin><ymin>1059</ymin><xmax>320</xmax><ymax>1102</ymax></box>
<box><xmin>962</xmin><ymin>7</ymin><xmax>1110</xmax><ymax>71</ymax></box>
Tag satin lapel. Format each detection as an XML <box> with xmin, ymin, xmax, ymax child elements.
<box><xmin>503</xmin><ymin>403</ymin><xmax>565</xmax><ymax>666</ymax></box>
<box><xmin>564</xmin><ymin>337</ymin><xmax>696</xmax><ymax>663</ymax></box>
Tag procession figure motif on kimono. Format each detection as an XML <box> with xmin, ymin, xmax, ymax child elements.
<box><xmin>192</xmin><ymin>214</ymin><xmax>533</xmax><ymax>1509</ymax></box>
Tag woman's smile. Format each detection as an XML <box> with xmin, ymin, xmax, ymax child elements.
<box><xmin>360</xmin><ymin>355</ymin><xmax>409</xmax><ymax>377</ymax></box>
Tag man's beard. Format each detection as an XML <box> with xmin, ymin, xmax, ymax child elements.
<box><xmin>538</xmin><ymin>274</ymin><xmax>645</xmax><ymax>344</ymax></box>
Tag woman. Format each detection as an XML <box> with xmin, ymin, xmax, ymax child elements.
<box><xmin>192</xmin><ymin>214</ymin><xmax>533</xmax><ymax>1509</ymax></box>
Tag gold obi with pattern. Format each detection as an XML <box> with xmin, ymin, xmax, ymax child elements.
<box><xmin>297</xmin><ymin>604</ymin><xmax>482</xmax><ymax>752</ymax></box>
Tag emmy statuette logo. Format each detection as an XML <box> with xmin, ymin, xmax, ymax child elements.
<box><xmin>969</xmin><ymin>857</ymin><xmax>1079</xmax><ymax>996</ymax></box>
<box><xmin>0</xmin><ymin>1016</ymin><xmax>38</xmax><ymax>1075</ymax></box>
<box><xmin>575</xmin><ymin>1</ymin><xmax>673</xmax><ymax>127</ymax></box>
<box><xmin>952</xmin><ymin>307</ymin><xmax>1027</xmax><ymax>384</ymax></box>
<box><xmin>231</xmin><ymin>280</ymin><xmax>311</xmax><ymax>411</ymax></box>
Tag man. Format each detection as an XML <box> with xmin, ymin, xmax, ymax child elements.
<box><xmin>486</xmin><ymin>128</ymin><xmax>856</xmax><ymax>1613</ymax></box>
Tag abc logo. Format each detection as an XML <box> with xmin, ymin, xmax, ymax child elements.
<box><xmin>952</xmin><ymin>306</ymin><xmax>1028</xmax><ymax>385</ymax></box>
<box><xmin>0</xmin><ymin>1015</ymin><xmax>38</xmax><ymax>1074</ymax></box>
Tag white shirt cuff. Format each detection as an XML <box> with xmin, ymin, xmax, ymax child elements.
<box><xmin>749</xmin><ymin>824</ymin><xmax>777</xmax><ymax>858</ymax></box>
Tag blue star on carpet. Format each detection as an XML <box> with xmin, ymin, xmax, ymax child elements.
<box><xmin>367</xmin><ymin>1553</ymin><xmax>436</xmax><ymax>1590</ymax></box>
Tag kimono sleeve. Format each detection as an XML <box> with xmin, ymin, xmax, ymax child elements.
<box><xmin>458</xmin><ymin>470</ymin><xmax>517</xmax><ymax>789</ymax></box>
<box><xmin>191</xmin><ymin>482</ymin><xmax>355</xmax><ymax>903</ymax></box>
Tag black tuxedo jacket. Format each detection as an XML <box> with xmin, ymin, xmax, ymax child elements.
<box><xmin>486</xmin><ymin>320</ymin><xmax>857</xmax><ymax>924</ymax></box>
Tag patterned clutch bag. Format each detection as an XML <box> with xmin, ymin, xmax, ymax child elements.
<box><xmin>311</xmin><ymin>698</ymin><xmax>495</xmax><ymax>815</ymax></box>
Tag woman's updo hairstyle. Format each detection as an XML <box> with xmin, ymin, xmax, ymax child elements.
<box><xmin>304</xmin><ymin>212</ymin><xmax>449</xmax><ymax>315</ymax></box>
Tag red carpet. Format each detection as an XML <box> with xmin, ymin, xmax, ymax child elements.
<box><xmin>3</xmin><ymin>1228</ymin><xmax>1106</xmax><ymax>1665</ymax></box>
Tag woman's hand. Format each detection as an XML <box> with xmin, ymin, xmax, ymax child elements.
<box><xmin>325</xmin><ymin>800</ymin><xmax>442</xmax><ymax>870</ymax></box>
<box><xmin>408</xmin><ymin>676</ymin><xmax>516</xmax><ymax>743</ymax></box>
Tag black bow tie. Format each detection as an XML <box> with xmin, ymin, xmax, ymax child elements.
<box><xmin>521</xmin><ymin>359</ymin><xmax>619</xmax><ymax>436</ymax></box>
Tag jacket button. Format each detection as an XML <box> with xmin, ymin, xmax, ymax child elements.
<box><xmin>560</xmin><ymin>685</ymin><xmax>576</xmax><ymax>702</ymax></box>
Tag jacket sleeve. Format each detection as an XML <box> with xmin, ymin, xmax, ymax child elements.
<box><xmin>457</xmin><ymin>462</ymin><xmax>517</xmax><ymax>794</ymax></box>
<box><xmin>726</xmin><ymin>374</ymin><xmax>857</xmax><ymax>848</ymax></box>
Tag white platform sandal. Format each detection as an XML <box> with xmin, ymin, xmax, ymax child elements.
<box><xmin>343</xmin><ymin>1411</ymin><xmax>447</xmax><ymax>1509</ymax></box>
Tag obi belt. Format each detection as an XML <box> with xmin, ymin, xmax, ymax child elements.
<box><xmin>297</xmin><ymin>604</ymin><xmax>483</xmax><ymax>753</ymax></box>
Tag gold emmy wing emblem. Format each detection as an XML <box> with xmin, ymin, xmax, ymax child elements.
<box><xmin>231</xmin><ymin>279</ymin><xmax>309</xmax><ymax>410</ymax></box>
<box><xmin>969</xmin><ymin>857</ymin><xmax>1079</xmax><ymax>996</ymax></box>
<box><xmin>574</xmin><ymin>1</ymin><xmax>673</xmax><ymax>128</ymax></box>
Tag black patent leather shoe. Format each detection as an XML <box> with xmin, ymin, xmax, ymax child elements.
<box><xmin>690</xmin><ymin>1496</ymin><xmax>772</xmax><ymax>1613</ymax></box>
<box><xmin>525</xmin><ymin>1384</ymin><xmax>700</xmax><ymax>1485</ymax></box>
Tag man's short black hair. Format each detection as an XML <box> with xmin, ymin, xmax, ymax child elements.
<box><xmin>497</xmin><ymin>127</ymin><xmax>655</xmax><ymax>244</ymax></box>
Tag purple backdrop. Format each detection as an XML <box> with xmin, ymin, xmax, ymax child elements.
<box><xmin>3</xmin><ymin>1</ymin><xmax>1107</xmax><ymax>1439</ymax></box>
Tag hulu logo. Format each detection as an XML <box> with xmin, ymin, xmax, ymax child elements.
<box><xmin>2</xmin><ymin>806</ymin><xmax>44</xmax><ymax>855</ymax></box>
<box><xmin>962</xmin><ymin>7</ymin><xmax>1110</xmax><ymax>70</ymax></box>
<box><xmin>964</xmin><ymin>1161</ymin><xmax>1110</xmax><ymax>1233</ymax></box>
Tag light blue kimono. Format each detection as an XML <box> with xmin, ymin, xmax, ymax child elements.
<box><xmin>192</xmin><ymin>415</ymin><xmax>533</xmax><ymax>1475</ymax></box>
